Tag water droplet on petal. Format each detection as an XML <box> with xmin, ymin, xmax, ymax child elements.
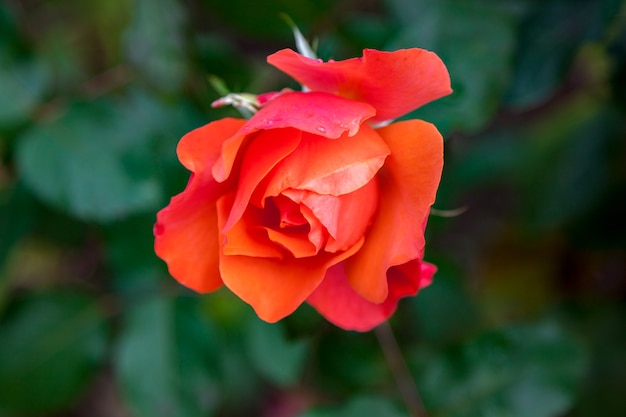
<box><xmin>316</xmin><ymin>126</ymin><xmax>326</xmax><ymax>133</ymax></box>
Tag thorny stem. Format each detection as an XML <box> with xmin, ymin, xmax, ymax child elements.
<box><xmin>375</xmin><ymin>322</ymin><xmax>429</xmax><ymax>417</ymax></box>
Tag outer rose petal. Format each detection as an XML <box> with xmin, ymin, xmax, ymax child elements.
<box><xmin>344</xmin><ymin>120</ymin><xmax>444</xmax><ymax>303</ymax></box>
<box><xmin>178</xmin><ymin>118</ymin><xmax>246</xmax><ymax>173</ymax></box>
<box><xmin>155</xmin><ymin>118</ymin><xmax>245</xmax><ymax>292</ymax></box>
<box><xmin>212</xmin><ymin>91</ymin><xmax>376</xmax><ymax>182</ymax></box>
<box><xmin>307</xmin><ymin>260</ymin><xmax>436</xmax><ymax>331</ymax></box>
<box><xmin>267</xmin><ymin>48</ymin><xmax>452</xmax><ymax>123</ymax></box>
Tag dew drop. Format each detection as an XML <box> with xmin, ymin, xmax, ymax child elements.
<box><xmin>316</xmin><ymin>126</ymin><xmax>326</xmax><ymax>133</ymax></box>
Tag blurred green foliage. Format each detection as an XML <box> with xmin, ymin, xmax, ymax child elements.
<box><xmin>0</xmin><ymin>0</ymin><xmax>625</xmax><ymax>416</ymax></box>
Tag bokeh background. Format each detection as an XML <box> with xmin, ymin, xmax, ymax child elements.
<box><xmin>1</xmin><ymin>0</ymin><xmax>625</xmax><ymax>416</ymax></box>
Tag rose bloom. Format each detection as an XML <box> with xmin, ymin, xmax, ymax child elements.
<box><xmin>154</xmin><ymin>48</ymin><xmax>451</xmax><ymax>331</ymax></box>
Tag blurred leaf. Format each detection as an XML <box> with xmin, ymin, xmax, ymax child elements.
<box><xmin>0</xmin><ymin>5</ymin><xmax>50</xmax><ymax>129</ymax></box>
<box><xmin>0</xmin><ymin>183</ymin><xmax>35</xmax><ymax>269</ymax></box>
<box><xmin>115</xmin><ymin>295</ymin><xmax>220</xmax><ymax>417</ymax></box>
<box><xmin>299</xmin><ymin>396</ymin><xmax>408</xmax><ymax>417</ymax></box>
<box><xmin>201</xmin><ymin>0</ymin><xmax>334</xmax><ymax>39</ymax></box>
<box><xmin>404</xmin><ymin>263</ymin><xmax>479</xmax><ymax>345</ymax></box>
<box><xmin>506</xmin><ymin>0</ymin><xmax>622</xmax><ymax>108</ymax></box>
<box><xmin>15</xmin><ymin>88</ymin><xmax>201</xmax><ymax>223</ymax></box>
<box><xmin>0</xmin><ymin>290</ymin><xmax>107</xmax><ymax>415</ymax></box>
<box><xmin>609</xmin><ymin>23</ymin><xmax>626</xmax><ymax>107</ymax></box>
<box><xmin>386</xmin><ymin>0</ymin><xmax>522</xmax><ymax>133</ymax></box>
<box><xmin>411</xmin><ymin>320</ymin><xmax>589</xmax><ymax>417</ymax></box>
<box><xmin>522</xmin><ymin>98</ymin><xmax>617</xmax><ymax>232</ymax></box>
<box><xmin>101</xmin><ymin>214</ymin><xmax>167</xmax><ymax>297</ymax></box>
<box><xmin>316</xmin><ymin>330</ymin><xmax>387</xmax><ymax>394</ymax></box>
<box><xmin>340</xmin><ymin>14</ymin><xmax>395</xmax><ymax>53</ymax></box>
<box><xmin>124</xmin><ymin>0</ymin><xmax>188</xmax><ymax>92</ymax></box>
<box><xmin>0</xmin><ymin>56</ymin><xmax>49</xmax><ymax>129</ymax></box>
<box><xmin>16</xmin><ymin>100</ymin><xmax>161</xmax><ymax>222</ymax></box>
<box><xmin>568</xmin><ymin>304</ymin><xmax>626</xmax><ymax>417</ymax></box>
<box><xmin>246</xmin><ymin>318</ymin><xmax>309</xmax><ymax>386</ymax></box>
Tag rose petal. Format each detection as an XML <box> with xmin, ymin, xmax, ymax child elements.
<box><xmin>219</xmin><ymin>193</ymin><xmax>285</xmax><ymax>259</ymax></box>
<box><xmin>155</xmin><ymin>118</ymin><xmax>245</xmax><ymax>292</ymax></box>
<box><xmin>155</xmin><ymin>175</ymin><xmax>225</xmax><ymax>292</ymax></box>
<box><xmin>283</xmin><ymin>176</ymin><xmax>378</xmax><ymax>253</ymax></box>
<box><xmin>218</xmin><ymin>232</ymin><xmax>365</xmax><ymax>323</ymax></box>
<box><xmin>238</xmin><ymin>91</ymin><xmax>376</xmax><ymax>138</ymax></box>
<box><xmin>267</xmin><ymin>48</ymin><xmax>452</xmax><ymax>123</ymax></box>
<box><xmin>298</xmin><ymin>202</ymin><xmax>328</xmax><ymax>253</ymax></box>
<box><xmin>306</xmin><ymin>260</ymin><xmax>436</xmax><ymax>331</ymax></box>
<box><xmin>224</xmin><ymin>128</ymin><xmax>302</xmax><ymax>231</ymax></box>
<box><xmin>211</xmin><ymin>131</ymin><xmax>248</xmax><ymax>182</ymax></box>
<box><xmin>178</xmin><ymin>118</ymin><xmax>246</xmax><ymax>173</ymax></box>
<box><xmin>273</xmin><ymin>194</ymin><xmax>307</xmax><ymax>227</ymax></box>
<box><xmin>212</xmin><ymin>91</ymin><xmax>376</xmax><ymax>182</ymax></box>
<box><xmin>344</xmin><ymin>120</ymin><xmax>444</xmax><ymax>303</ymax></box>
<box><xmin>264</xmin><ymin>227</ymin><xmax>318</xmax><ymax>258</ymax></box>
<box><xmin>262</xmin><ymin>126</ymin><xmax>390</xmax><ymax>198</ymax></box>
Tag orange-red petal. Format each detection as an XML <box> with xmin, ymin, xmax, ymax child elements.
<box><xmin>306</xmin><ymin>260</ymin><xmax>436</xmax><ymax>331</ymax></box>
<box><xmin>267</xmin><ymin>48</ymin><xmax>452</xmax><ymax>123</ymax></box>
<box><xmin>211</xmin><ymin>91</ymin><xmax>376</xmax><ymax>182</ymax></box>
<box><xmin>218</xmin><ymin>237</ymin><xmax>364</xmax><ymax>323</ymax></box>
<box><xmin>218</xmin><ymin>193</ymin><xmax>284</xmax><ymax>259</ymax></box>
<box><xmin>155</xmin><ymin>175</ymin><xmax>225</xmax><ymax>293</ymax></box>
<box><xmin>283</xmin><ymin>177</ymin><xmax>379</xmax><ymax>253</ymax></box>
<box><xmin>178</xmin><ymin>118</ymin><xmax>246</xmax><ymax>173</ymax></box>
<box><xmin>237</xmin><ymin>91</ymin><xmax>375</xmax><ymax>139</ymax></box>
<box><xmin>155</xmin><ymin>118</ymin><xmax>245</xmax><ymax>292</ymax></box>
<box><xmin>262</xmin><ymin>126</ymin><xmax>390</xmax><ymax>198</ymax></box>
<box><xmin>224</xmin><ymin>128</ymin><xmax>301</xmax><ymax>231</ymax></box>
<box><xmin>344</xmin><ymin>120</ymin><xmax>443</xmax><ymax>303</ymax></box>
<box><xmin>264</xmin><ymin>227</ymin><xmax>318</xmax><ymax>258</ymax></box>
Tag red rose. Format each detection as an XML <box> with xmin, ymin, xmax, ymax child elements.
<box><xmin>154</xmin><ymin>48</ymin><xmax>451</xmax><ymax>331</ymax></box>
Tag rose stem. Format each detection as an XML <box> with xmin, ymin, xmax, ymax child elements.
<box><xmin>374</xmin><ymin>322</ymin><xmax>429</xmax><ymax>417</ymax></box>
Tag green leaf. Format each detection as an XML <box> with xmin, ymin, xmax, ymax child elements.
<box><xmin>199</xmin><ymin>0</ymin><xmax>334</xmax><ymax>40</ymax></box>
<box><xmin>316</xmin><ymin>330</ymin><xmax>387</xmax><ymax>393</ymax></box>
<box><xmin>246</xmin><ymin>318</ymin><xmax>309</xmax><ymax>386</ymax></box>
<box><xmin>506</xmin><ymin>0</ymin><xmax>622</xmax><ymax>108</ymax></box>
<box><xmin>101</xmin><ymin>214</ymin><xmax>168</xmax><ymax>297</ymax></box>
<box><xmin>0</xmin><ymin>183</ymin><xmax>35</xmax><ymax>268</ymax></box>
<box><xmin>521</xmin><ymin>98</ymin><xmax>616</xmax><ymax>233</ymax></box>
<box><xmin>386</xmin><ymin>0</ymin><xmax>522</xmax><ymax>133</ymax></box>
<box><xmin>16</xmin><ymin>100</ymin><xmax>161</xmax><ymax>221</ymax></box>
<box><xmin>405</xmin><ymin>262</ymin><xmax>479</xmax><ymax>345</ymax></box>
<box><xmin>15</xmin><ymin>87</ymin><xmax>201</xmax><ymax>223</ymax></box>
<box><xmin>0</xmin><ymin>184</ymin><xmax>37</xmax><ymax>312</ymax></box>
<box><xmin>299</xmin><ymin>396</ymin><xmax>408</xmax><ymax>417</ymax></box>
<box><xmin>0</xmin><ymin>290</ymin><xmax>107</xmax><ymax>415</ymax></box>
<box><xmin>411</xmin><ymin>320</ymin><xmax>589</xmax><ymax>417</ymax></box>
<box><xmin>124</xmin><ymin>0</ymin><xmax>188</xmax><ymax>92</ymax></box>
<box><xmin>0</xmin><ymin>5</ymin><xmax>50</xmax><ymax>129</ymax></box>
<box><xmin>115</xmin><ymin>295</ymin><xmax>220</xmax><ymax>417</ymax></box>
<box><xmin>0</xmin><ymin>56</ymin><xmax>49</xmax><ymax>129</ymax></box>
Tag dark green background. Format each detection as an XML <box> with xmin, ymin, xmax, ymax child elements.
<box><xmin>1</xmin><ymin>0</ymin><xmax>625</xmax><ymax>416</ymax></box>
